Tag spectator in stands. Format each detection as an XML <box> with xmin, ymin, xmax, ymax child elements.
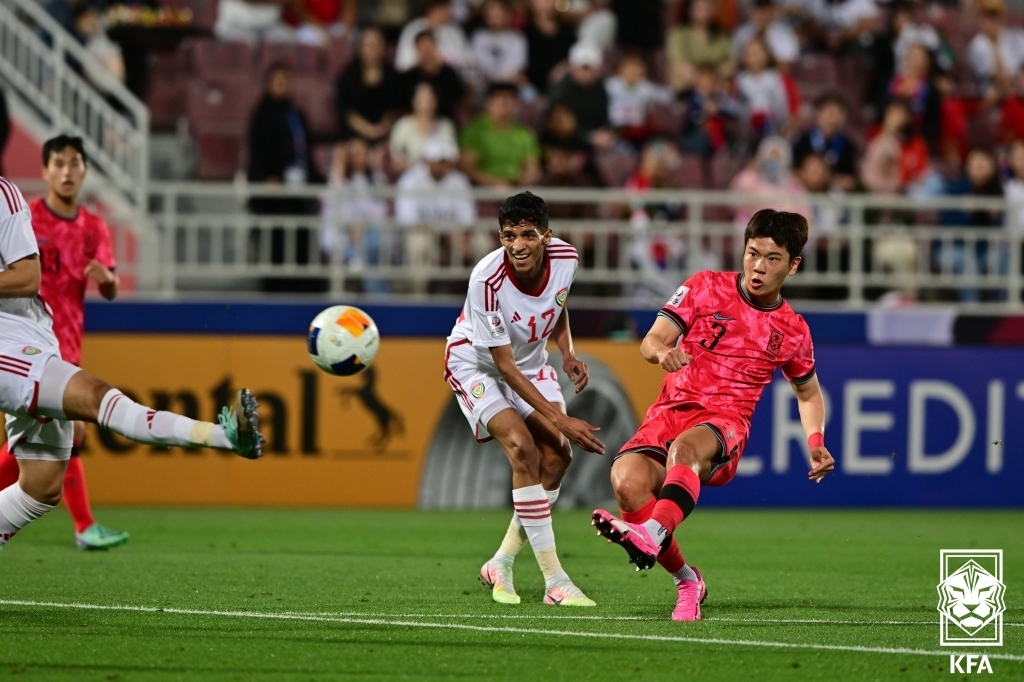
<box><xmin>73</xmin><ymin>5</ymin><xmax>126</xmax><ymax>87</ymax></box>
<box><xmin>860</xmin><ymin>98</ymin><xmax>930</xmax><ymax>195</ymax></box>
<box><xmin>796</xmin><ymin>152</ymin><xmax>842</xmax><ymax>233</ymax></box>
<box><xmin>606</xmin><ymin>54</ymin><xmax>674</xmax><ymax>147</ymax></box>
<box><xmin>320</xmin><ymin>137</ymin><xmax>390</xmax><ymax>291</ymax></box>
<box><xmin>679</xmin><ymin>64</ymin><xmax>740</xmax><ymax>158</ymax></box>
<box><xmin>541</xmin><ymin>145</ymin><xmax>601</xmax><ymax>205</ymax></box>
<box><xmin>399</xmin><ymin>30</ymin><xmax>467</xmax><ymax>121</ymax></box>
<box><xmin>0</xmin><ymin>87</ymin><xmax>7</xmax><ymax>176</ymax></box>
<box><xmin>730</xmin><ymin>136</ymin><xmax>810</xmax><ymax>227</ymax></box>
<box><xmin>793</xmin><ymin>94</ymin><xmax>857</xmax><ymax>191</ymax></box>
<box><xmin>666</xmin><ymin>0</ymin><xmax>734</xmax><ymax>93</ymax></box>
<box><xmin>968</xmin><ymin>0</ymin><xmax>1024</xmax><ymax>105</ymax></box>
<box><xmin>811</xmin><ymin>0</ymin><xmax>879</xmax><ymax>53</ymax></box>
<box><xmin>610</xmin><ymin>0</ymin><xmax>664</xmax><ymax>53</ymax></box>
<box><xmin>396</xmin><ymin>0</ymin><xmax>469</xmax><ymax>72</ymax></box>
<box><xmin>248</xmin><ymin>63</ymin><xmax>316</xmax><ymax>192</ymax></box>
<box><xmin>733</xmin><ymin>0</ymin><xmax>799</xmax><ymax>71</ymax></box>
<box><xmin>460</xmin><ymin>82</ymin><xmax>541</xmax><ymax>186</ymax></box>
<box><xmin>389</xmin><ymin>81</ymin><xmax>459</xmax><ymax>175</ymax></box>
<box><xmin>336</xmin><ymin>27</ymin><xmax>400</xmax><ymax>147</ymax></box>
<box><xmin>215</xmin><ymin>0</ymin><xmax>293</xmax><ymax>43</ymax></box>
<box><xmin>736</xmin><ymin>37</ymin><xmax>793</xmax><ymax>141</ymax></box>
<box><xmin>867</xmin><ymin>1</ymin><xmax>942</xmax><ymax>120</ymax></box>
<box><xmin>524</xmin><ymin>0</ymin><xmax>576</xmax><ymax>93</ymax></box>
<box><xmin>550</xmin><ymin>42</ymin><xmax>615</xmax><ymax>148</ymax></box>
<box><xmin>886</xmin><ymin>43</ymin><xmax>942</xmax><ymax>151</ymax></box>
<box><xmin>540</xmin><ymin>103</ymin><xmax>592</xmax><ymax>153</ymax></box>
<box><xmin>1004</xmin><ymin>138</ymin><xmax>1024</xmax><ymax>230</ymax></box>
<box><xmin>939</xmin><ymin>148</ymin><xmax>1005</xmax><ymax>301</ymax></box>
<box><xmin>471</xmin><ymin>0</ymin><xmax>528</xmax><ymax>87</ymax></box>
<box><xmin>284</xmin><ymin>0</ymin><xmax>356</xmax><ymax>46</ymax></box>
<box><xmin>396</xmin><ymin>136</ymin><xmax>481</xmax><ymax>291</ymax></box>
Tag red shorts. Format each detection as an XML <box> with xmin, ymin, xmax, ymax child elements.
<box><xmin>615</xmin><ymin>402</ymin><xmax>749</xmax><ymax>487</ymax></box>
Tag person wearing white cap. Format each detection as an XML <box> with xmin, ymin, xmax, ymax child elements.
<box><xmin>550</xmin><ymin>42</ymin><xmax>615</xmax><ymax>148</ymax></box>
<box><xmin>396</xmin><ymin>136</ymin><xmax>481</xmax><ymax>290</ymax></box>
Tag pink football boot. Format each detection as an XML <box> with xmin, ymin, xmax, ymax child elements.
<box><xmin>671</xmin><ymin>567</ymin><xmax>708</xmax><ymax>621</ymax></box>
<box><xmin>591</xmin><ymin>509</ymin><xmax>660</xmax><ymax>571</ymax></box>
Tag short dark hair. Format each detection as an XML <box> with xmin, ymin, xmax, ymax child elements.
<box><xmin>743</xmin><ymin>209</ymin><xmax>808</xmax><ymax>261</ymax></box>
<box><xmin>486</xmin><ymin>81</ymin><xmax>519</xmax><ymax>99</ymax></box>
<box><xmin>42</xmin><ymin>135</ymin><xmax>87</xmax><ymax>167</ymax></box>
<box><xmin>425</xmin><ymin>0</ymin><xmax>451</xmax><ymax>10</ymax></box>
<box><xmin>414</xmin><ymin>28</ymin><xmax>436</xmax><ymax>45</ymax></box>
<box><xmin>498</xmin><ymin>191</ymin><xmax>549</xmax><ymax>232</ymax></box>
<box><xmin>814</xmin><ymin>93</ymin><xmax>848</xmax><ymax>111</ymax></box>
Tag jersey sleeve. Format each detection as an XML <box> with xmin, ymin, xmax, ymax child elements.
<box><xmin>0</xmin><ymin>205</ymin><xmax>39</xmax><ymax>268</ymax></box>
<box><xmin>657</xmin><ymin>271</ymin><xmax>710</xmax><ymax>337</ymax></box>
<box><xmin>93</xmin><ymin>219</ymin><xmax>116</xmax><ymax>270</ymax></box>
<box><xmin>466</xmin><ymin>269</ymin><xmax>510</xmax><ymax>348</ymax></box>
<box><xmin>781</xmin><ymin>316</ymin><xmax>816</xmax><ymax>384</ymax></box>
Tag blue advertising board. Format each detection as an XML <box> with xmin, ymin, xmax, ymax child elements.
<box><xmin>711</xmin><ymin>347</ymin><xmax>1024</xmax><ymax>507</ymax></box>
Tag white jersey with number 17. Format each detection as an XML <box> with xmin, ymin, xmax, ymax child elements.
<box><xmin>447</xmin><ymin>239</ymin><xmax>579</xmax><ymax>375</ymax></box>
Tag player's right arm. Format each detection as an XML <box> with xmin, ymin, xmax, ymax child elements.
<box><xmin>640</xmin><ymin>316</ymin><xmax>692</xmax><ymax>372</ymax></box>
<box><xmin>0</xmin><ymin>195</ymin><xmax>42</xmax><ymax>298</ymax></box>
<box><xmin>489</xmin><ymin>344</ymin><xmax>605</xmax><ymax>454</ymax></box>
<box><xmin>640</xmin><ymin>273</ymin><xmax>710</xmax><ymax>372</ymax></box>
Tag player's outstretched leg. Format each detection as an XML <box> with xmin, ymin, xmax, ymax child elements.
<box><xmin>607</xmin><ymin>453</ymin><xmax>707</xmax><ymax>620</ymax></box>
<box><xmin>40</xmin><ymin>359</ymin><xmax>264</xmax><ymax>458</ymax></box>
<box><xmin>488</xmin><ymin>409</ymin><xmax>594</xmax><ymax>606</ymax></box>
<box><xmin>481</xmin><ymin>409</ymin><xmax>572</xmax><ymax>605</ymax></box>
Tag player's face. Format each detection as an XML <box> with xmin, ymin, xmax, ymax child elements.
<box><xmin>500</xmin><ymin>222</ymin><xmax>551</xmax><ymax>278</ymax></box>
<box><xmin>743</xmin><ymin>237</ymin><xmax>800</xmax><ymax>299</ymax></box>
<box><xmin>43</xmin><ymin>148</ymin><xmax>87</xmax><ymax>201</ymax></box>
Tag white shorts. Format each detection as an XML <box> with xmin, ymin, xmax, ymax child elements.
<box><xmin>0</xmin><ymin>344</ymin><xmax>74</xmax><ymax>461</ymax></box>
<box><xmin>444</xmin><ymin>349</ymin><xmax>565</xmax><ymax>443</ymax></box>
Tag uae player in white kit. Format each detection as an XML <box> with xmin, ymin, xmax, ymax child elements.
<box><xmin>0</xmin><ymin>177</ymin><xmax>264</xmax><ymax>548</ymax></box>
<box><xmin>445</xmin><ymin>192</ymin><xmax>605</xmax><ymax>606</ymax></box>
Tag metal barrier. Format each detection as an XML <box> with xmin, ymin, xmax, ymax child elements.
<box><xmin>148</xmin><ymin>182</ymin><xmax>1024</xmax><ymax>308</ymax></box>
<box><xmin>0</xmin><ymin>0</ymin><xmax>148</xmax><ymax>208</ymax></box>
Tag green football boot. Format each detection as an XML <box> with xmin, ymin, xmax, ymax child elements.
<box><xmin>75</xmin><ymin>523</ymin><xmax>129</xmax><ymax>551</ymax></box>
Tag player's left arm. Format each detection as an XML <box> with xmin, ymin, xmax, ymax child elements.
<box><xmin>791</xmin><ymin>374</ymin><xmax>834</xmax><ymax>483</ymax></box>
<box><xmin>550</xmin><ymin>306</ymin><xmax>587</xmax><ymax>393</ymax></box>
<box><xmin>86</xmin><ymin>221</ymin><xmax>119</xmax><ymax>300</ymax></box>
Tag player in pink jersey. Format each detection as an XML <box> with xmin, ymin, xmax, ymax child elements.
<box><xmin>445</xmin><ymin>192</ymin><xmax>604</xmax><ymax>607</ymax></box>
<box><xmin>0</xmin><ymin>136</ymin><xmax>126</xmax><ymax>549</ymax></box>
<box><xmin>591</xmin><ymin>209</ymin><xmax>835</xmax><ymax>621</ymax></box>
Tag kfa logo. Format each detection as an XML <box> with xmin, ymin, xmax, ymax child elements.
<box><xmin>948</xmin><ymin>655</ymin><xmax>993</xmax><ymax>674</ymax></box>
<box><xmin>937</xmin><ymin>549</ymin><xmax>1005</xmax><ymax>647</ymax></box>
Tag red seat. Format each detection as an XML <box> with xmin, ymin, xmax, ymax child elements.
<box><xmin>648</xmin><ymin>100</ymin><xmax>685</xmax><ymax>137</ymax></box>
<box><xmin>292</xmin><ymin>76</ymin><xmax>337</xmax><ymax>134</ymax></box>
<box><xmin>258</xmin><ymin>43</ymin><xmax>330</xmax><ymax>76</ymax></box>
<box><xmin>147</xmin><ymin>51</ymin><xmax>189</xmax><ymax>130</ymax></box>
<box><xmin>709</xmin><ymin>152</ymin><xmax>747</xmax><ymax>190</ymax></box>
<box><xmin>189</xmin><ymin>39</ymin><xmax>256</xmax><ymax>79</ymax></box>
<box><xmin>193</xmin><ymin>131</ymin><xmax>244</xmax><ymax>180</ymax></box>
<box><xmin>162</xmin><ymin>0</ymin><xmax>219</xmax><ymax>31</ymax></box>
<box><xmin>594</xmin><ymin>147</ymin><xmax>638</xmax><ymax>187</ymax></box>
<box><xmin>668</xmin><ymin>153</ymin><xmax>707</xmax><ymax>189</ymax></box>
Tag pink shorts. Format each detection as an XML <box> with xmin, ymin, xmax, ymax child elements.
<box><xmin>616</xmin><ymin>402</ymin><xmax>749</xmax><ymax>486</ymax></box>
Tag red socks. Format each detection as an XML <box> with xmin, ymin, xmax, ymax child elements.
<box><xmin>651</xmin><ymin>465</ymin><xmax>701</xmax><ymax>536</ymax></box>
<box><xmin>620</xmin><ymin>495</ymin><xmax>686</xmax><ymax>574</ymax></box>
<box><xmin>0</xmin><ymin>442</ymin><xmax>19</xmax><ymax>490</ymax></box>
<box><xmin>63</xmin><ymin>452</ymin><xmax>95</xmax><ymax>533</ymax></box>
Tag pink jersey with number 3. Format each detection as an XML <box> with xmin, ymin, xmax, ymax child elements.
<box><xmin>654</xmin><ymin>270</ymin><xmax>816</xmax><ymax>423</ymax></box>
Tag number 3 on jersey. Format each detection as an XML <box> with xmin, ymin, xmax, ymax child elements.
<box><xmin>527</xmin><ymin>309</ymin><xmax>556</xmax><ymax>343</ymax></box>
<box><xmin>700</xmin><ymin>321</ymin><xmax>727</xmax><ymax>351</ymax></box>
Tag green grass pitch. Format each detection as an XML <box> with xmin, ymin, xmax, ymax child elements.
<box><xmin>0</xmin><ymin>508</ymin><xmax>1021</xmax><ymax>681</ymax></box>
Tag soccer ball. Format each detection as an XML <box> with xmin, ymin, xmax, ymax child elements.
<box><xmin>307</xmin><ymin>305</ymin><xmax>380</xmax><ymax>376</ymax></box>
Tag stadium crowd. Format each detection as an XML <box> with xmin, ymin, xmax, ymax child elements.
<box><xmin>15</xmin><ymin>0</ymin><xmax>1024</xmax><ymax>298</ymax></box>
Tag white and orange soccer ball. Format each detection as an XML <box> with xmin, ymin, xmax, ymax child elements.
<box><xmin>307</xmin><ymin>305</ymin><xmax>380</xmax><ymax>376</ymax></box>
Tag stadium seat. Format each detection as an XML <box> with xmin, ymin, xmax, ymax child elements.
<box><xmin>595</xmin><ymin>146</ymin><xmax>639</xmax><ymax>187</ymax></box>
<box><xmin>162</xmin><ymin>0</ymin><xmax>219</xmax><ymax>31</ymax></box>
<box><xmin>193</xmin><ymin>130</ymin><xmax>244</xmax><ymax>180</ymax></box>
<box><xmin>187</xmin><ymin>79</ymin><xmax>260</xmax><ymax>179</ymax></box>
<box><xmin>189</xmin><ymin>39</ymin><xmax>256</xmax><ymax>79</ymax></box>
<box><xmin>258</xmin><ymin>43</ymin><xmax>330</xmax><ymax>77</ymax></box>
<box><xmin>669</xmin><ymin>154</ymin><xmax>708</xmax><ymax>189</ymax></box>
<box><xmin>327</xmin><ymin>38</ymin><xmax>354</xmax><ymax>78</ymax></box>
<box><xmin>292</xmin><ymin>76</ymin><xmax>337</xmax><ymax>135</ymax></box>
<box><xmin>709</xmin><ymin>153</ymin><xmax>747</xmax><ymax>190</ymax></box>
<box><xmin>147</xmin><ymin>50</ymin><xmax>189</xmax><ymax>130</ymax></box>
<box><xmin>648</xmin><ymin>101</ymin><xmax>685</xmax><ymax>138</ymax></box>
<box><xmin>517</xmin><ymin>96</ymin><xmax>548</xmax><ymax>132</ymax></box>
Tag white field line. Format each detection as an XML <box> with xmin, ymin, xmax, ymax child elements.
<box><xmin>0</xmin><ymin>599</ymin><xmax>1021</xmax><ymax>663</ymax></box>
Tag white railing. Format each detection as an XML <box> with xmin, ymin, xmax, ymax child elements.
<box><xmin>0</xmin><ymin>0</ymin><xmax>148</xmax><ymax>208</ymax></box>
<box><xmin>145</xmin><ymin>182</ymin><xmax>1024</xmax><ymax>309</ymax></box>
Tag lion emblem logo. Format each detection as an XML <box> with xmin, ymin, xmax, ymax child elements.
<box><xmin>937</xmin><ymin>559</ymin><xmax>1006</xmax><ymax>637</ymax></box>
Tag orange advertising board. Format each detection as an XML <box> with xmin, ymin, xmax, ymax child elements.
<box><xmin>74</xmin><ymin>335</ymin><xmax>662</xmax><ymax>506</ymax></box>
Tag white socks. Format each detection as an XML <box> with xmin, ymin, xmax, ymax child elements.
<box><xmin>671</xmin><ymin>564</ymin><xmax>698</xmax><ymax>585</ymax></box>
<box><xmin>512</xmin><ymin>484</ymin><xmax>568</xmax><ymax>588</ymax></box>
<box><xmin>0</xmin><ymin>484</ymin><xmax>53</xmax><ymax>547</ymax></box>
<box><xmin>493</xmin><ymin>486</ymin><xmax>560</xmax><ymax>565</ymax></box>
<box><xmin>98</xmin><ymin>389</ymin><xmax>232</xmax><ymax>450</ymax></box>
<box><xmin>642</xmin><ymin>519</ymin><xmax>668</xmax><ymax>545</ymax></box>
